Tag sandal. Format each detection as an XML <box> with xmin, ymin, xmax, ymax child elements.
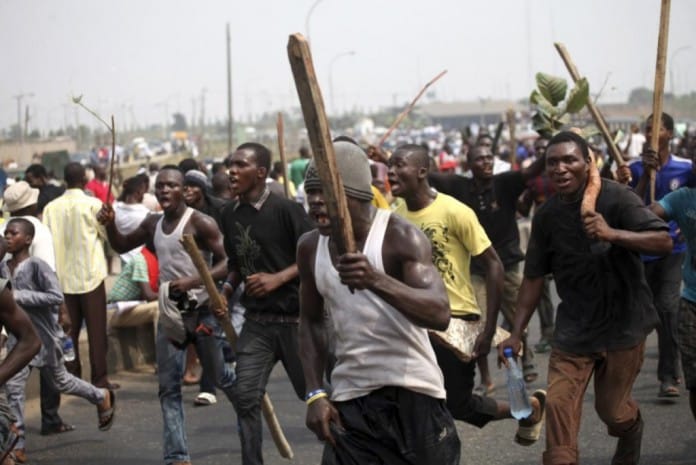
<box><xmin>98</xmin><ymin>389</ymin><xmax>116</xmax><ymax>431</ymax></box>
<box><xmin>0</xmin><ymin>426</ymin><xmax>19</xmax><ymax>465</ymax></box>
<box><xmin>40</xmin><ymin>423</ymin><xmax>75</xmax><ymax>436</ymax></box>
<box><xmin>515</xmin><ymin>389</ymin><xmax>546</xmax><ymax>446</ymax></box>
<box><xmin>523</xmin><ymin>364</ymin><xmax>538</xmax><ymax>383</ymax></box>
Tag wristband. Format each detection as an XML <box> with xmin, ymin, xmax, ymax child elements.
<box><xmin>306</xmin><ymin>392</ymin><xmax>328</xmax><ymax>406</ymax></box>
<box><xmin>304</xmin><ymin>388</ymin><xmax>326</xmax><ymax>402</ymax></box>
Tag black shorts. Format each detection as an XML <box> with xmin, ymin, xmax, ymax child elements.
<box><xmin>322</xmin><ymin>387</ymin><xmax>460</xmax><ymax>465</ymax></box>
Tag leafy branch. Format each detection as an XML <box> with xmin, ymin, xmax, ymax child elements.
<box><xmin>529</xmin><ymin>72</ymin><xmax>593</xmax><ymax>139</ymax></box>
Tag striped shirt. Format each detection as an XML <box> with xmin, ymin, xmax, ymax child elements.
<box><xmin>43</xmin><ymin>188</ymin><xmax>108</xmax><ymax>293</ymax></box>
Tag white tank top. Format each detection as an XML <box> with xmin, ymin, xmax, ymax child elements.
<box><xmin>315</xmin><ymin>209</ymin><xmax>445</xmax><ymax>401</ymax></box>
<box><xmin>154</xmin><ymin>207</ymin><xmax>208</xmax><ymax>306</ymax></box>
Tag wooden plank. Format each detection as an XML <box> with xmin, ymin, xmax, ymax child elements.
<box><xmin>649</xmin><ymin>0</ymin><xmax>671</xmax><ymax>202</ymax></box>
<box><xmin>554</xmin><ymin>42</ymin><xmax>626</xmax><ymax>167</ymax></box>
<box><xmin>287</xmin><ymin>33</ymin><xmax>355</xmax><ymax>254</ymax></box>
<box><xmin>180</xmin><ymin>234</ymin><xmax>294</xmax><ymax>460</ymax></box>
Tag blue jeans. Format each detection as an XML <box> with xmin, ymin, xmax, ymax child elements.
<box><xmin>156</xmin><ymin>311</ymin><xmax>236</xmax><ymax>464</ymax></box>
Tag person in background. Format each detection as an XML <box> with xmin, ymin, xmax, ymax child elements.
<box><xmin>85</xmin><ymin>164</ymin><xmax>114</xmax><ymax>204</ymax></box>
<box><xmin>43</xmin><ymin>163</ymin><xmax>117</xmax><ymax>390</ymax></box>
<box><xmin>23</xmin><ymin>165</ymin><xmax>65</xmax><ymax>216</ymax></box>
<box><xmin>113</xmin><ymin>174</ymin><xmax>151</xmax><ymax>264</ymax></box>
<box><xmin>620</xmin><ymin>112</ymin><xmax>696</xmax><ymax>398</ymax></box>
<box><xmin>289</xmin><ymin>146</ymin><xmax>311</xmax><ymax>191</ymax></box>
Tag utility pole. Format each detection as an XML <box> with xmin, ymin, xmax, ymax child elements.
<box><xmin>226</xmin><ymin>23</ymin><xmax>234</xmax><ymax>155</ymax></box>
<box><xmin>12</xmin><ymin>92</ymin><xmax>34</xmax><ymax>155</ymax></box>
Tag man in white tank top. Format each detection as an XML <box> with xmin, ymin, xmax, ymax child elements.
<box><xmin>98</xmin><ymin>167</ymin><xmax>234</xmax><ymax>465</ymax></box>
<box><xmin>297</xmin><ymin>141</ymin><xmax>460</xmax><ymax>465</ymax></box>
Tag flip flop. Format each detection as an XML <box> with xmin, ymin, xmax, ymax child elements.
<box><xmin>515</xmin><ymin>389</ymin><xmax>546</xmax><ymax>446</ymax></box>
<box><xmin>98</xmin><ymin>389</ymin><xmax>116</xmax><ymax>431</ymax></box>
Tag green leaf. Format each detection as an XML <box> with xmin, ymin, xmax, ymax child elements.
<box><xmin>530</xmin><ymin>90</ymin><xmax>556</xmax><ymax>116</ymax></box>
<box><xmin>565</xmin><ymin>78</ymin><xmax>589</xmax><ymax>114</ymax></box>
<box><xmin>581</xmin><ymin>125</ymin><xmax>600</xmax><ymax>139</ymax></box>
<box><xmin>536</xmin><ymin>72</ymin><xmax>567</xmax><ymax>106</ymax></box>
<box><xmin>531</xmin><ymin>111</ymin><xmax>554</xmax><ymax>134</ymax></box>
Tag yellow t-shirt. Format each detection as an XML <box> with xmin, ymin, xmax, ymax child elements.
<box><xmin>371</xmin><ymin>185</ymin><xmax>390</xmax><ymax>209</ymax></box>
<box><xmin>395</xmin><ymin>193</ymin><xmax>491</xmax><ymax>316</ymax></box>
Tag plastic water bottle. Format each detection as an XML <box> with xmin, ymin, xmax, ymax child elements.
<box><xmin>504</xmin><ymin>347</ymin><xmax>532</xmax><ymax>420</ymax></box>
<box><xmin>62</xmin><ymin>337</ymin><xmax>76</xmax><ymax>362</ymax></box>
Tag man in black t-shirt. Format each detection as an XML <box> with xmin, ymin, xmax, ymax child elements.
<box><xmin>499</xmin><ymin>131</ymin><xmax>671</xmax><ymax>465</ymax></box>
<box><xmin>24</xmin><ymin>164</ymin><xmax>65</xmax><ymax>215</ymax></box>
<box><xmin>430</xmin><ymin>144</ymin><xmax>546</xmax><ymax>385</ymax></box>
<box><xmin>220</xmin><ymin>142</ymin><xmax>313</xmax><ymax>465</ymax></box>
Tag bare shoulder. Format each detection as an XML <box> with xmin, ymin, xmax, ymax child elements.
<box><xmin>297</xmin><ymin>229</ymin><xmax>320</xmax><ymax>268</ymax></box>
<box><xmin>384</xmin><ymin>213</ymin><xmax>432</xmax><ymax>261</ymax></box>
<box><xmin>190</xmin><ymin>210</ymin><xmax>221</xmax><ymax>235</ymax></box>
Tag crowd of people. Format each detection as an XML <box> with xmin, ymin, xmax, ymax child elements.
<box><xmin>0</xmin><ymin>112</ymin><xmax>691</xmax><ymax>465</ymax></box>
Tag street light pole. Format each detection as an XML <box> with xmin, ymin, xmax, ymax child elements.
<box><xmin>670</xmin><ymin>46</ymin><xmax>692</xmax><ymax>96</ymax></box>
<box><xmin>305</xmin><ymin>0</ymin><xmax>324</xmax><ymax>44</ymax></box>
<box><xmin>226</xmin><ymin>22</ymin><xmax>234</xmax><ymax>155</ymax></box>
<box><xmin>329</xmin><ymin>51</ymin><xmax>356</xmax><ymax>116</ymax></box>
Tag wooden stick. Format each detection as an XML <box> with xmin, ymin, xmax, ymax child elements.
<box><xmin>276</xmin><ymin>112</ymin><xmax>290</xmax><ymax>199</ymax></box>
<box><xmin>649</xmin><ymin>0</ymin><xmax>671</xmax><ymax>203</ymax></box>
<box><xmin>287</xmin><ymin>33</ymin><xmax>355</xmax><ymax>254</ymax></box>
<box><xmin>377</xmin><ymin>69</ymin><xmax>448</xmax><ymax>147</ymax></box>
<box><xmin>506</xmin><ymin>109</ymin><xmax>516</xmax><ymax>168</ymax></box>
<box><xmin>554</xmin><ymin>43</ymin><xmax>626</xmax><ymax>167</ymax></box>
<box><xmin>180</xmin><ymin>234</ymin><xmax>294</xmax><ymax>460</ymax></box>
<box><xmin>107</xmin><ymin>115</ymin><xmax>116</xmax><ymax>203</ymax></box>
<box><xmin>490</xmin><ymin>121</ymin><xmax>504</xmax><ymax>156</ymax></box>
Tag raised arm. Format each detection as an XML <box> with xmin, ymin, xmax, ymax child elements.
<box><xmin>97</xmin><ymin>203</ymin><xmax>158</xmax><ymax>254</ymax></box>
<box><xmin>336</xmin><ymin>215</ymin><xmax>450</xmax><ymax>331</ymax></box>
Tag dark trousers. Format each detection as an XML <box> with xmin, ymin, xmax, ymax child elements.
<box><xmin>64</xmin><ymin>282</ymin><xmax>109</xmax><ymax>388</ymax></box>
<box><xmin>321</xmin><ymin>387</ymin><xmax>460</xmax><ymax>465</ymax></box>
<box><xmin>433</xmin><ymin>343</ymin><xmax>498</xmax><ymax>427</ymax></box>
<box><xmin>233</xmin><ymin>320</ymin><xmax>305</xmax><ymax>465</ymax></box>
<box><xmin>644</xmin><ymin>253</ymin><xmax>683</xmax><ymax>382</ymax></box>
<box><xmin>39</xmin><ymin>373</ymin><xmax>63</xmax><ymax>431</ymax></box>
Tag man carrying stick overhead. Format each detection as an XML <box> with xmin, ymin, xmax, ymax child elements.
<box><xmin>220</xmin><ymin>142</ymin><xmax>313</xmax><ymax>465</ymax></box>
<box><xmin>96</xmin><ymin>166</ymin><xmax>236</xmax><ymax>465</ymax></box>
<box><xmin>298</xmin><ymin>141</ymin><xmax>461</xmax><ymax>465</ymax></box>
<box><xmin>500</xmin><ymin>131</ymin><xmax>672</xmax><ymax>465</ymax></box>
<box><xmin>618</xmin><ymin>112</ymin><xmax>696</xmax><ymax>398</ymax></box>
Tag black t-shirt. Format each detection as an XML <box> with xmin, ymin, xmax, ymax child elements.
<box><xmin>429</xmin><ymin>171</ymin><xmax>526</xmax><ymax>273</ymax></box>
<box><xmin>525</xmin><ymin>179</ymin><xmax>666</xmax><ymax>353</ymax></box>
<box><xmin>220</xmin><ymin>192</ymin><xmax>313</xmax><ymax>316</ymax></box>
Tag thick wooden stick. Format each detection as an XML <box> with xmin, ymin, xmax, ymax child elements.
<box><xmin>276</xmin><ymin>113</ymin><xmax>290</xmax><ymax>199</ymax></box>
<box><xmin>287</xmin><ymin>33</ymin><xmax>355</xmax><ymax>254</ymax></box>
<box><xmin>554</xmin><ymin>43</ymin><xmax>626</xmax><ymax>167</ymax></box>
<box><xmin>377</xmin><ymin>69</ymin><xmax>448</xmax><ymax>147</ymax></box>
<box><xmin>180</xmin><ymin>234</ymin><xmax>294</xmax><ymax>460</ymax></box>
<box><xmin>649</xmin><ymin>0</ymin><xmax>671</xmax><ymax>203</ymax></box>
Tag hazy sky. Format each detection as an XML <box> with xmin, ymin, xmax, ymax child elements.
<box><xmin>1</xmin><ymin>0</ymin><xmax>695</xmax><ymax>132</ymax></box>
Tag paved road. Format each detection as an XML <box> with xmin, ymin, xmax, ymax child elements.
<box><xmin>21</xmin><ymin>328</ymin><xmax>695</xmax><ymax>465</ymax></box>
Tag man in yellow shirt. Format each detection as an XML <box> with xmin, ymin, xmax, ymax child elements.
<box><xmin>390</xmin><ymin>144</ymin><xmax>545</xmax><ymax>443</ymax></box>
<box><xmin>43</xmin><ymin>162</ymin><xmax>116</xmax><ymax>390</ymax></box>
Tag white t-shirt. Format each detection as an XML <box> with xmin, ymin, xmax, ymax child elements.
<box><xmin>114</xmin><ymin>201</ymin><xmax>151</xmax><ymax>263</ymax></box>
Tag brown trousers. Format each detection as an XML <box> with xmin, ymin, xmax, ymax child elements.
<box><xmin>64</xmin><ymin>282</ymin><xmax>109</xmax><ymax>388</ymax></box>
<box><xmin>543</xmin><ymin>342</ymin><xmax>645</xmax><ymax>465</ymax></box>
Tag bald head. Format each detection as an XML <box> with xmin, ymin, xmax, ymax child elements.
<box><xmin>393</xmin><ymin>144</ymin><xmax>430</xmax><ymax>170</ymax></box>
